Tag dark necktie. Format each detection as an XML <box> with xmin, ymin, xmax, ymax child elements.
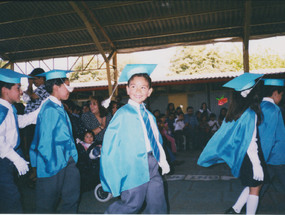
<box><xmin>140</xmin><ymin>104</ymin><xmax>160</xmax><ymax>161</ymax></box>
<box><xmin>12</xmin><ymin>105</ymin><xmax>20</xmax><ymax>151</ymax></box>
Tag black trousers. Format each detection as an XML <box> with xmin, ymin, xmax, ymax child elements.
<box><xmin>35</xmin><ymin>157</ymin><xmax>80</xmax><ymax>213</ymax></box>
<box><xmin>0</xmin><ymin>158</ymin><xmax>22</xmax><ymax>213</ymax></box>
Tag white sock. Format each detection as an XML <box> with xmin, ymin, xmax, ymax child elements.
<box><xmin>232</xmin><ymin>187</ymin><xmax>249</xmax><ymax>213</ymax></box>
<box><xmin>246</xmin><ymin>195</ymin><xmax>259</xmax><ymax>215</ymax></box>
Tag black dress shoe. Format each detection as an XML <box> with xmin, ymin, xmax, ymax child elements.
<box><xmin>224</xmin><ymin>207</ymin><xmax>239</xmax><ymax>214</ymax></box>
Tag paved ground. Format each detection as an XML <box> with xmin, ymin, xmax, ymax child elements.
<box><xmin>20</xmin><ymin>150</ymin><xmax>285</xmax><ymax>214</ymax></box>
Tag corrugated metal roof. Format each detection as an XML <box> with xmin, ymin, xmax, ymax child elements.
<box><xmin>1</xmin><ymin>1</ymin><xmax>285</xmax><ymax>62</ymax></box>
<box><xmin>71</xmin><ymin>69</ymin><xmax>285</xmax><ymax>90</ymax></box>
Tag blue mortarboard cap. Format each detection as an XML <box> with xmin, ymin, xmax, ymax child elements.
<box><xmin>0</xmin><ymin>69</ymin><xmax>30</xmax><ymax>84</ymax></box>
<box><xmin>118</xmin><ymin>64</ymin><xmax>157</xmax><ymax>82</ymax></box>
<box><xmin>37</xmin><ymin>69</ymin><xmax>73</xmax><ymax>81</ymax></box>
<box><xmin>263</xmin><ymin>79</ymin><xmax>284</xmax><ymax>87</ymax></box>
<box><xmin>223</xmin><ymin>73</ymin><xmax>263</xmax><ymax>91</ymax></box>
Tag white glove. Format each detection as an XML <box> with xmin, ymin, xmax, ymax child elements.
<box><xmin>161</xmin><ymin>162</ymin><xmax>170</xmax><ymax>175</ymax></box>
<box><xmin>252</xmin><ymin>163</ymin><xmax>264</xmax><ymax>181</ymax></box>
<box><xmin>13</xmin><ymin>157</ymin><xmax>29</xmax><ymax>176</ymax></box>
<box><xmin>6</xmin><ymin>151</ymin><xmax>29</xmax><ymax>176</ymax></box>
<box><xmin>247</xmin><ymin>116</ymin><xmax>263</xmax><ymax>181</ymax></box>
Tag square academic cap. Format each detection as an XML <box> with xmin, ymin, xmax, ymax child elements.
<box><xmin>223</xmin><ymin>73</ymin><xmax>263</xmax><ymax>91</ymax></box>
<box><xmin>0</xmin><ymin>69</ymin><xmax>30</xmax><ymax>84</ymax></box>
<box><xmin>37</xmin><ymin>69</ymin><xmax>73</xmax><ymax>81</ymax></box>
<box><xmin>118</xmin><ymin>64</ymin><xmax>157</xmax><ymax>82</ymax></box>
<box><xmin>263</xmin><ymin>79</ymin><xmax>284</xmax><ymax>87</ymax></box>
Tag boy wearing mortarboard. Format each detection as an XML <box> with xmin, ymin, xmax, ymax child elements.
<box><xmin>256</xmin><ymin>79</ymin><xmax>285</xmax><ymax>198</ymax></box>
<box><xmin>0</xmin><ymin>69</ymin><xmax>40</xmax><ymax>213</ymax></box>
<box><xmin>198</xmin><ymin>73</ymin><xmax>269</xmax><ymax>215</ymax></box>
<box><xmin>29</xmin><ymin>70</ymin><xmax>80</xmax><ymax>213</ymax></box>
<box><xmin>100</xmin><ymin>64</ymin><xmax>170</xmax><ymax>214</ymax></box>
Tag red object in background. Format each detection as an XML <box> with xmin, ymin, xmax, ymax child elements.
<box><xmin>216</xmin><ymin>96</ymin><xmax>228</xmax><ymax>106</ymax></box>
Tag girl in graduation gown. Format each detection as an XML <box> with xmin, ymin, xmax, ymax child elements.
<box><xmin>198</xmin><ymin>74</ymin><xmax>268</xmax><ymax>215</ymax></box>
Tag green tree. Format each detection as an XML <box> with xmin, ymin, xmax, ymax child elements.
<box><xmin>169</xmin><ymin>45</ymin><xmax>242</xmax><ymax>75</ymax></box>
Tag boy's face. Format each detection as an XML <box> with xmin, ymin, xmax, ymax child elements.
<box><xmin>2</xmin><ymin>83</ymin><xmax>22</xmax><ymax>104</ymax></box>
<box><xmin>84</xmin><ymin>132</ymin><xmax>94</xmax><ymax>144</ymax></box>
<box><xmin>273</xmin><ymin>90</ymin><xmax>283</xmax><ymax>105</ymax></box>
<box><xmin>53</xmin><ymin>79</ymin><xmax>70</xmax><ymax>101</ymax></box>
<box><xmin>126</xmin><ymin>76</ymin><xmax>153</xmax><ymax>104</ymax></box>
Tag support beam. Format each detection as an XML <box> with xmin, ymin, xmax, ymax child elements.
<box><xmin>69</xmin><ymin>1</ymin><xmax>108</xmax><ymax>63</ymax></box>
<box><xmin>243</xmin><ymin>0</ymin><xmax>251</xmax><ymax>73</ymax></box>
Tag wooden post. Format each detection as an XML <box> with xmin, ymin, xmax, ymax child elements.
<box><xmin>243</xmin><ymin>0</ymin><xmax>251</xmax><ymax>73</ymax></box>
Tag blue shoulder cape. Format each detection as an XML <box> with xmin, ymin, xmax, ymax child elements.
<box><xmin>29</xmin><ymin>99</ymin><xmax>78</xmax><ymax>178</ymax></box>
<box><xmin>0</xmin><ymin>104</ymin><xmax>8</xmax><ymax>125</ymax></box>
<box><xmin>197</xmin><ymin>108</ymin><xmax>256</xmax><ymax>177</ymax></box>
<box><xmin>100</xmin><ymin>104</ymin><xmax>162</xmax><ymax>197</ymax></box>
<box><xmin>259</xmin><ymin>101</ymin><xmax>285</xmax><ymax>165</ymax></box>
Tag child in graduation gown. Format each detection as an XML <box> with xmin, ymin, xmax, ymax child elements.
<box><xmin>198</xmin><ymin>73</ymin><xmax>268</xmax><ymax>215</ymax></box>
<box><xmin>0</xmin><ymin>69</ymin><xmax>41</xmax><ymax>213</ymax></box>
<box><xmin>100</xmin><ymin>64</ymin><xmax>170</xmax><ymax>214</ymax></box>
<box><xmin>257</xmin><ymin>79</ymin><xmax>285</xmax><ymax>198</ymax></box>
<box><xmin>29</xmin><ymin>70</ymin><xmax>80</xmax><ymax>213</ymax></box>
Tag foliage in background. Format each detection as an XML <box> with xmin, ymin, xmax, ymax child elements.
<box><xmin>169</xmin><ymin>44</ymin><xmax>285</xmax><ymax>75</ymax></box>
<box><xmin>169</xmin><ymin>45</ymin><xmax>242</xmax><ymax>75</ymax></box>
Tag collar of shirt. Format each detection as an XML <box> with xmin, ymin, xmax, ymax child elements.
<box><xmin>49</xmin><ymin>95</ymin><xmax>62</xmax><ymax>106</ymax></box>
<box><xmin>128</xmin><ymin>99</ymin><xmax>145</xmax><ymax>109</ymax></box>
<box><xmin>0</xmin><ymin>98</ymin><xmax>13</xmax><ymax>111</ymax></box>
<box><xmin>263</xmin><ymin>97</ymin><xmax>274</xmax><ymax>104</ymax></box>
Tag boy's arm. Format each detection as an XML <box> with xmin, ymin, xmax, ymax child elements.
<box><xmin>0</xmin><ymin>119</ymin><xmax>29</xmax><ymax>175</ymax></box>
<box><xmin>18</xmin><ymin>98</ymin><xmax>48</xmax><ymax>128</ymax></box>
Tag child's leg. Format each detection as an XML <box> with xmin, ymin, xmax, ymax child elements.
<box><xmin>246</xmin><ymin>185</ymin><xmax>261</xmax><ymax>215</ymax></box>
<box><xmin>144</xmin><ymin>154</ymin><xmax>167</xmax><ymax>213</ymax></box>
<box><xmin>60</xmin><ymin>158</ymin><xmax>80</xmax><ymax>213</ymax></box>
<box><xmin>232</xmin><ymin>186</ymin><xmax>249</xmax><ymax>213</ymax></box>
<box><xmin>106</xmin><ymin>183</ymin><xmax>147</xmax><ymax>214</ymax></box>
<box><xmin>0</xmin><ymin>158</ymin><xmax>22</xmax><ymax>213</ymax></box>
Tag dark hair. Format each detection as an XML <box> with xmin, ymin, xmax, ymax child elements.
<box><xmin>187</xmin><ymin>106</ymin><xmax>194</xmax><ymax>111</ymax></box>
<box><xmin>209</xmin><ymin>113</ymin><xmax>216</xmax><ymax>118</ymax></box>
<box><xmin>262</xmin><ymin>85</ymin><xmax>284</xmax><ymax>98</ymax></box>
<box><xmin>0</xmin><ymin>81</ymin><xmax>15</xmax><ymax>97</ymax></box>
<box><xmin>225</xmin><ymin>83</ymin><xmax>263</xmax><ymax>125</ymax></box>
<box><xmin>30</xmin><ymin>68</ymin><xmax>45</xmax><ymax>76</ymax></box>
<box><xmin>84</xmin><ymin>129</ymin><xmax>95</xmax><ymax>140</ymax></box>
<box><xmin>90</xmin><ymin>95</ymin><xmax>107</xmax><ymax>117</ymax></box>
<box><xmin>128</xmin><ymin>73</ymin><xmax>152</xmax><ymax>88</ymax></box>
<box><xmin>45</xmin><ymin>78</ymin><xmax>67</xmax><ymax>94</ymax></box>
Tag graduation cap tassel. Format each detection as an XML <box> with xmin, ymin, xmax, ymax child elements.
<box><xmin>101</xmin><ymin>82</ymin><xmax>119</xmax><ymax>108</ymax></box>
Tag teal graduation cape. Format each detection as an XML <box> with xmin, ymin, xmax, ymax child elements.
<box><xmin>0</xmin><ymin>104</ymin><xmax>8</xmax><ymax>125</ymax></box>
<box><xmin>197</xmin><ymin>108</ymin><xmax>256</xmax><ymax>177</ymax></box>
<box><xmin>259</xmin><ymin>100</ymin><xmax>285</xmax><ymax>165</ymax></box>
<box><xmin>30</xmin><ymin>99</ymin><xmax>78</xmax><ymax>178</ymax></box>
<box><xmin>100</xmin><ymin>103</ymin><xmax>163</xmax><ymax>197</ymax></box>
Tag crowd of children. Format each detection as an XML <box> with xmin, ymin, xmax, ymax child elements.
<box><xmin>154</xmin><ymin>102</ymin><xmax>227</xmax><ymax>153</ymax></box>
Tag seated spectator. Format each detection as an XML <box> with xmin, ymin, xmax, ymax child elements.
<box><xmin>82</xmin><ymin>102</ymin><xmax>90</xmax><ymax>113</ymax></box>
<box><xmin>197</xmin><ymin>113</ymin><xmax>210</xmax><ymax>149</ymax></box>
<box><xmin>175</xmin><ymin>106</ymin><xmax>184</xmax><ymax>117</ymax></box>
<box><xmin>81</xmin><ymin>96</ymin><xmax>111</xmax><ymax>144</ymax></box>
<box><xmin>208</xmin><ymin>113</ymin><xmax>220</xmax><ymax>136</ymax></box>
<box><xmin>107</xmin><ymin>100</ymin><xmax>121</xmax><ymax>117</ymax></box>
<box><xmin>159</xmin><ymin>114</ymin><xmax>177</xmax><ymax>153</ymax></box>
<box><xmin>174</xmin><ymin>113</ymin><xmax>186</xmax><ymax>151</ymax></box>
<box><xmin>63</xmin><ymin>100</ymin><xmax>86</xmax><ymax>140</ymax></box>
<box><xmin>184</xmin><ymin>106</ymin><xmax>199</xmax><ymax>150</ymax></box>
<box><xmin>199</xmin><ymin>102</ymin><xmax>211</xmax><ymax>120</ymax></box>
<box><xmin>165</xmin><ymin>102</ymin><xmax>175</xmax><ymax>117</ymax></box>
<box><xmin>166</xmin><ymin>112</ymin><xmax>175</xmax><ymax>136</ymax></box>
<box><xmin>76</xmin><ymin>130</ymin><xmax>101</xmax><ymax>192</ymax></box>
<box><xmin>218</xmin><ymin>107</ymin><xmax>227</xmax><ymax>126</ymax></box>
<box><xmin>153</xmin><ymin>109</ymin><xmax>161</xmax><ymax>120</ymax></box>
